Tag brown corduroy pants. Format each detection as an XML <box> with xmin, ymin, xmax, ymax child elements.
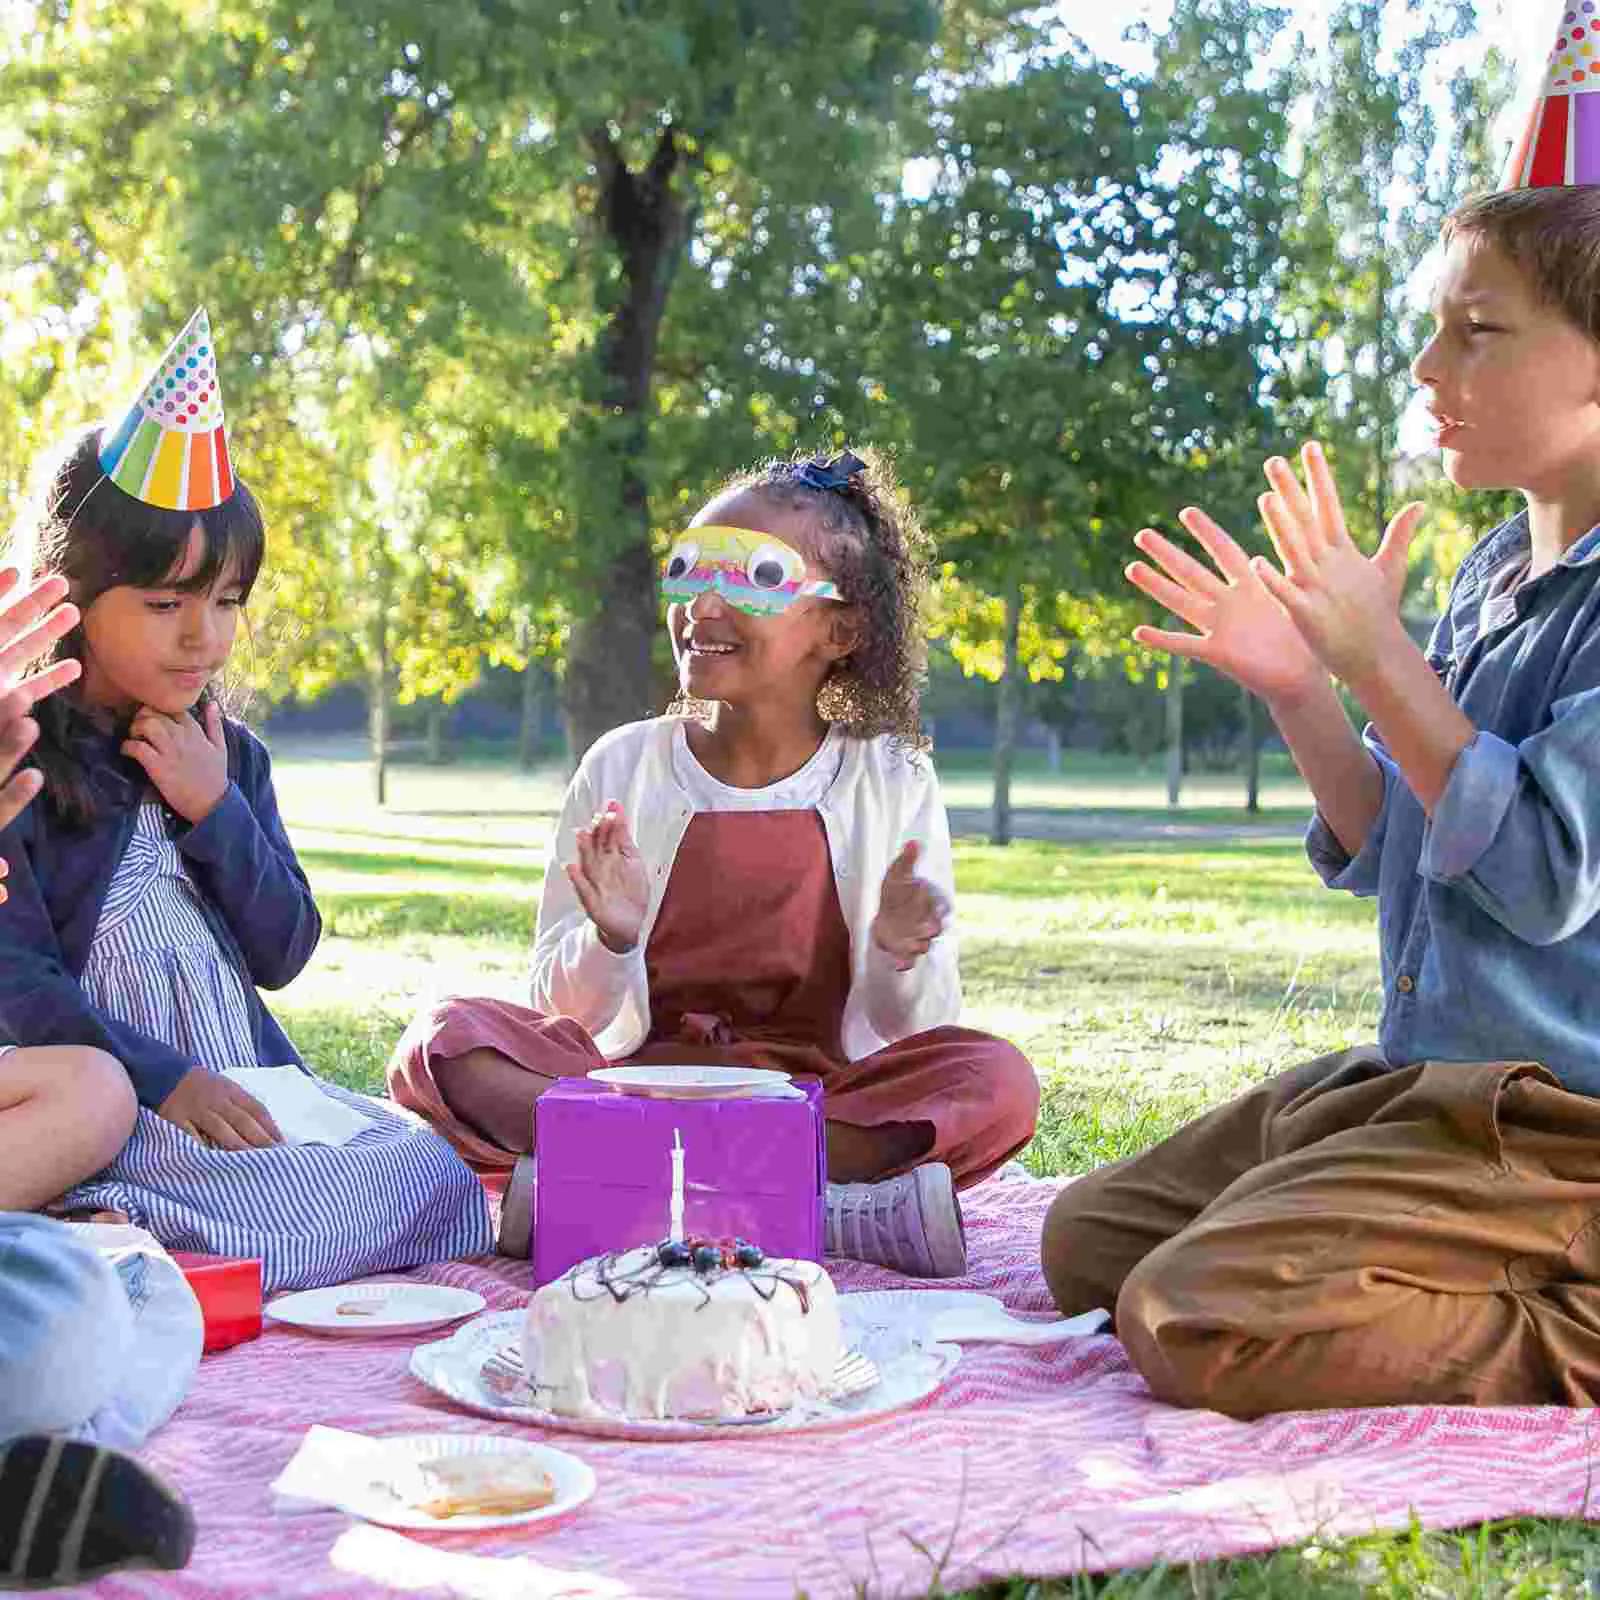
<box><xmin>1040</xmin><ymin>1048</ymin><xmax>1600</xmax><ymax>1417</ymax></box>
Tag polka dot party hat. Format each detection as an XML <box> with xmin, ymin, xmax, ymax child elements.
<box><xmin>1503</xmin><ymin>4</ymin><xmax>1600</xmax><ymax>188</ymax></box>
<box><xmin>98</xmin><ymin>307</ymin><xmax>233</xmax><ymax>511</ymax></box>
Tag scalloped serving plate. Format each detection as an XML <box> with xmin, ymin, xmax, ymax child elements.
<box><xmin>409</xmin><ymin>1306</ymin><xmax>959</xmax><ymax>1441</ymax></box>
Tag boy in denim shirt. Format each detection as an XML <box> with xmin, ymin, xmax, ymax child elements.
<box><xmin>1041</xmin><ymin>184</ymin><xmax>1600</xmax><ymax>1417</ymax></box>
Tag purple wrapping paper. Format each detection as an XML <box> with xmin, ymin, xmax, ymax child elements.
<box><xmin>531</xmin><ymin>1076</ymin><xmax>826</xmax><ymax>1287</ymax></box>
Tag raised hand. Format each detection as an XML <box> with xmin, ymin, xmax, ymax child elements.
<box><xmin>565</xmin><ymin>799</ymin><xmax>651</xmax><ymax>953</ymax></box>
<box><xmin>1252</xmin><ymin>441</ymin><xmax>1426</xmax><ymax>689</ymax></box>
<box><xmin>0</xmin><ymin>569</ymin><xmax>83</xmax><ymax>839</ymax></box>
<box><xmin>1126</xmin><ymin>508</ymin><xmax>1326</xmax><ymax>710</ymax></box>
<box><xmin>123</xmin><ymin>699</ymin><xmax>229</xmax><ymax>824</ymax></box>
<box><xmin>871</xmin><ymin>839</ymin><xmax>949</xmax><ymax>972</ymax></box>
<box><xmin>157</xmin><ymin>1066</ymin><xmax>283</xmax><ymax>1149</ymax></box>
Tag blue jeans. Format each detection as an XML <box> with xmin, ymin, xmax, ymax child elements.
<box><xmin>0</xmin><ymin>1212</ymin><xmax>201</xmax><ymax>1446</ymax></box>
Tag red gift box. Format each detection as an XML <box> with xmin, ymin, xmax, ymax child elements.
<box><xmin>169</xmin><ymin>1252</ymin><xmax>263</xmax><ymax>1352</ymax></box>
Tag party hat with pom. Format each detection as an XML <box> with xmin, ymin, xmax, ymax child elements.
<box><xmin>98</xmin><ymin>308</ymin><xmax>233</xmax><ymax>511</ymax></box>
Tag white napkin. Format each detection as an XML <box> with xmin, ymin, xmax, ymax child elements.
<box><xmin>223</xmin><ymin>1069</ymin><xmax>373</xmax><ymax>1146</ymax></box>
<box><xmin>327</xmin><ymin>1524</ymin><xmax>632</xmax><ymax>1598</ymax></box>
<box><xmin>272</xmin><ymin>1425</ymin><xmax>394</xmax><ymax>1512</ymax></box>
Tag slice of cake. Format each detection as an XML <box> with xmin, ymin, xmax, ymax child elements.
<box><xmin>523</xmin><ymin>1238</ymin><xmax>841</xmax><ymax>1422</ymax></box>
<box><xmin>391</xmin><ymin>1453</ymin><xmax>556</xmax><ymax>1519</ymax></box>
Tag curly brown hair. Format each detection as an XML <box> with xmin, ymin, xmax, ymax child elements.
<box><xmin>672</xmin><ymin>445</ymin><xmax>933</xmax><ymax>749</ymax></box>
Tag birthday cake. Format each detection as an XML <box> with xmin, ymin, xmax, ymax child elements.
<box><xmin>522</xmin><ymin>1238</ymin><xmax>842</xmax><ymax>1421</ymax></box>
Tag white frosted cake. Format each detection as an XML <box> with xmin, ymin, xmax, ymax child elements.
<box><xmin>522</xmin><ymin>1238</ymin><xmax>841</xmax><ymax>1421</ymax></box>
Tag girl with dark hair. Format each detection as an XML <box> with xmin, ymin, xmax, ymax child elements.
<box><xmin>0</xmin><ymin>313</ymin><xmax>491</xmax><ymax>1289</ymax></box>
<box><xmin>391</xmin><ymin>446</ymin><xmax>1040</xmax><ymax>1276</ymax></box>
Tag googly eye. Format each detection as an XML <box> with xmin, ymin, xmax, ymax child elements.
<box><xmin>663</xmin><ymin>540</ymin><xmax>700</xmax><ymax>582</ymax></box>
<box><xmin>746</xmin><ymin>543</ymin><xmax>802</xmax><ymax>590</ymax></box>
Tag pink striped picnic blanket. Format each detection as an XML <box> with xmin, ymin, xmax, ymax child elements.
<box><xmin>91</xmin><ymin>1171</ymin><xmax>1600</xmax><ymax>1599</ymax></box>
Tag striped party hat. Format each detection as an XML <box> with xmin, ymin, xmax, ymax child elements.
<box><xmin>98</xmin><ymin>308</ymin><xmax>233</xmax><ymax>511</ymax></box>
<box><xmin>1504</xmin><ymin>5</ymin><xmax>1600</xmax><ymax>188</ymax></box>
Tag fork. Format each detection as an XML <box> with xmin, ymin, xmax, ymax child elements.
<box><xmin>828</xmin><ymin>1349</ymin><xmax>880</xmax><ymax>1400</ymax></box>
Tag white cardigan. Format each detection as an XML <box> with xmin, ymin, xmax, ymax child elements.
<box><xmin>529</xmin><ymin>717</ymin><xmax>961</xmax><ymax>1061</ymax></box>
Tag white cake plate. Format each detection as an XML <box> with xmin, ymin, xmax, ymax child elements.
<box><xmin>409</xmin><ymin>1305</ymin><xmax>959</xmax><ymax>1441</ymax></box>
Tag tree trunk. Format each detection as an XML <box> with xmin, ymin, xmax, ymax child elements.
<box><xmin>424</xmin><ymin>706</ymin><xmax>446</xmax><ymax>766</ymax></box>
<box><xmin>368</xmin><ymin>661</ymin><xmax>390</xmax><ymax>809</ymax></box>
<box><xmin>519</xmin><ymin>660</ymin><xmax>545</xmax><ymax>771</ymax></box>
<box><xmin>1374</xmin><ymin>246</ymin><xmax>1390</xmax><ymax>535</ymax></box>
<box><xmin>563</xmin><ymin>126</ymin><xmax>695</xmax><ymax>759</ymax></box>
<box><xmin>1045</xmin><ymin>725</ymin><xmax>1062</xmax><ymax>774</ymax></box>
<box><xmin>990</xmin><ymin>577</ymin><xmax>1023</xmax><ymax>847</ymax></box>
<box><xmin>1165</xmin><ymin>658</ymin><xmax>1184</xmax><ymax>809</ymax></box>
<box><xmin>368</xmin><ymin>561</ymin><xmax>393</xmax><ymax>807</ymax></box>
<box><xmin>1242</xmin><ymin>685</ymin><xmax>1261</xmax><ymax>814</ymax></box>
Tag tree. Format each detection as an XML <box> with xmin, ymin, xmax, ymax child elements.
<box><xmin>3</xmin><ymin>0</ymin><xmax>991</xmax><ymax>755</ymax></box>
<box><xmin>1279</xmin><ymin>0</ymin><xmax>1515</xmax><ymax>540</ymax></box>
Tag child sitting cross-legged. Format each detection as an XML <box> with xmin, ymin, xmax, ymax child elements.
<box><xmin>391</xmin><ymin>448</ymin><xmax>1040</xmax><ymax>1275</ymax></box>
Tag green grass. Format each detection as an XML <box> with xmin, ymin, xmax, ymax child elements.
<box><xmin>261</xmin><ymin>740</ymin><xmax>1598</xmax><ymax>1598</ymax></box>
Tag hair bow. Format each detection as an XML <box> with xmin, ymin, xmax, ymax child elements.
<box><xmin>792</xmin><ymin>450</ymin><xmax>867</xmax><ymax>493</ymax></box>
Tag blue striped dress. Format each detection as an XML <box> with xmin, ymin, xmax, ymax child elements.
<box><xmin>64</xmin><ymin>803</ymin><xmax>492</xmax><ymax>1290</ymax></box>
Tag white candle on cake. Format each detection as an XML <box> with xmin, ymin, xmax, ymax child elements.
<box><xmin>669</xmin><ymin>1128</ymin><xmax>685</xmax><ymax>1242</ymax></box>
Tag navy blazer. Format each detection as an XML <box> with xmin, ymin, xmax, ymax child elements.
<box><xmin>0</xmin><ymin>714</ymin><xmax>321</xmax><ymax>1107</ymax></box>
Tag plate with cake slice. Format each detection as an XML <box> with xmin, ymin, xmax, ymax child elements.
<box><xmin>336</xmin><ymin>1433</ymin><xmax>595</xmax><ymax>1530</ymax></box>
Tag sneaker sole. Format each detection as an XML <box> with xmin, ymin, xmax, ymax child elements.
<box><xmin>914</xmin><ymin>1163</ymin><xmax>969</xmax><ymax>1278</ymax></box>
<box><xmin>0</xmin><ymin>1436</ymin><xmax>194</xmax><ymax>1590</ymax></box>
<box><xmin>496</xmin><ymin>1154</ymin><xmax>535</xmax><ymax>1259</ymax></box>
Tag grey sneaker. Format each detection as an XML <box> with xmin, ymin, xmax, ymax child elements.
<box><xmin>824</xmin><ymin>1162</ymin><xmax>968</xmax><ymax>1278</ymax></box>
<box><xmin>496</xmin><ymin>1154</ymin><xmax>536</xmax><ymax>1259</ymax></box>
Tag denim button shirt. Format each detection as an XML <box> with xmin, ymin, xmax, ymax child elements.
<box><xmin>1308</xmin><ymin>512</ymin><xmax>1600</xmax><ymax>1095</ymax></box>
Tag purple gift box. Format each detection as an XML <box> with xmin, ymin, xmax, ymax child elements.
<box><xmin>531</xmin><ymin>1076</ymin><xmax>825</xmax><ymax>1287</ymax></box>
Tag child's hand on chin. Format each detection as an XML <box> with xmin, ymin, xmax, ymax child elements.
<box><xmin>566</xmin><ymin>799</ymin><xmax>651</xmax><ymax>954</ymax></box>
<box><xmin>123</xmin><ymin>700</ymin><xmax>229</xmax><ymax>824</ymax></box>
<box><xmin>157</xmin><ymin>1066</ymin><xmax>283</xmax><ymax>1149</ymax></box>
<box><xmin>872</xmin><ymin>840</ymin><xmax>949</xmax><ymax>971</ymax></box>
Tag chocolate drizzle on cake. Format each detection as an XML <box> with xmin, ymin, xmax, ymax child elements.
<box><xmin>568</xmin><ymin>1237</ymin><xmax>816</xmax><ymax>1314</ymax></box>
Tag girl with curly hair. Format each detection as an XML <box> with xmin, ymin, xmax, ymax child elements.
<box><xmin>390</xmin><ymin>448</ymin><xmax>1039</xmax><ymax>1276</ymax></box>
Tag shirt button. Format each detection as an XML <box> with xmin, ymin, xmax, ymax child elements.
<box><xmin>1396</xmin><ymin>975</ymin><xmax>1415</xmax><ymax>994</ymax></box>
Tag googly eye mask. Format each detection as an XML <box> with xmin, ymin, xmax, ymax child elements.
<box><xmin>660</xmin><ymin>526</ymin><xmax>842</xmax><ymax>616</ymax></box>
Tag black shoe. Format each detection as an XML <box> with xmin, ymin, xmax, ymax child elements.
<box><xmin>0</xmin><ymin>1436</ymin><xmax>194</xmax><ymax>1590</ymax></box>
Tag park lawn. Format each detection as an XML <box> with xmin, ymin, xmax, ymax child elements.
<box><xmin>264</xmin><ymin>746</ymin><xmax>1598</xmax><ymax>1600</ymax></box>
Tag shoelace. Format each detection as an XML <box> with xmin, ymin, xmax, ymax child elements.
<box><xmin>826</xmin><ymin>1180</ymin><xmax>928</xmax><ymax>1276</ymax></box>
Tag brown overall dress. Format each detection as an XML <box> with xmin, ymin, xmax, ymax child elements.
<box><xmin>390</xmin><ymin>811</ymin><xmax>1037</xmax><ymax>1188</ymax></box>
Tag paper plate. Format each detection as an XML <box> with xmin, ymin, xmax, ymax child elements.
<box><xmin>409</xmin><ymin>1307</ymin><xmax>959</xmax><ymax>1441</ymax></box>
<box><xmin>265</xmin><ymin>1282</ymin><xmax>486</xmax><ymax>1336</ymax></box>
<box><xmin>838</xmin><ymin>1289</ymin><xmax>1111</xmax><ymax>1347</ymax></box>
<box><xmin>587</xmin><ymin>1064</ymin><xmax>799</xmax><ymax>1100</ymax></box>
<box><xmin>309</xmin><ymin>1433</ymin><xmax>595</xmax><ymax>1531</ymax></box>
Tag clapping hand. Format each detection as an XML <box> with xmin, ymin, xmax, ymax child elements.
<box><xmin>1251</xmin><ymin>442</ymin><xmax>1425</xmax><ymax>690</ymax></box>
<box><xmin>0</xmin><ymin>568</ymin><xmax>82</xmax><ymax>848</ymax></box>
<box><xmin>1126</xmin><ymin>507</ymin><xmax>1327</xmax><ymax>710</ymax></box>
<box><xmin>123</xmin><ymin>700</ymin><xmax>229</xmax><ymax>824</ymax></box>
<box><xmin>872</xmin><ymin>840</ymin><xmax>949</xmax><ymax>971</ymax></box>
<box><xmin>565</xmin><ymin>799</ymin><xmax>651</xmax><ymax>954</ymax></box>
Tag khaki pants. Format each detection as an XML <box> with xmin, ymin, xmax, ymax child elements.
<box><xmin>1040</xmin><ymin>1049</ymin><xmax>1600</xmax><ymax>1417</ymax></box>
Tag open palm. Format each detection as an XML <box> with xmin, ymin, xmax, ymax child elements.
<box><xmin>565</xmin><ymin>800</ymin><xmax>651</xmax><ymax>953</ymax></box>
<box><xmin>1125</xmin><ymin>507</ymin><xmax>1323</xmax><ymax>709</ymax></box>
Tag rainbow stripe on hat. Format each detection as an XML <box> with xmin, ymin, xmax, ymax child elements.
<box><xmin>99</xmin><ymin>307</ymin><xmax>233</xmax><ymax>511</ymax></box>
<box><xmin>1504</xmin><ymin>5</ymin><xmax>1600</xmax><ymax>188</ymax></box>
